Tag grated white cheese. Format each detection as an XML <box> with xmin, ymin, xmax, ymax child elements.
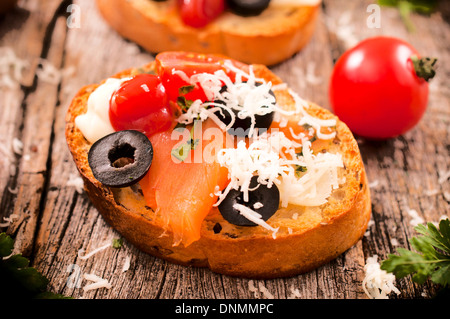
<box><xmin>12</xmin><ymin>138</ymin><xmax>23</xmax><ymax>155</ymax></box>
<box><xmin>438</xmin><ymin>170</ymin><xmax>450</xmax><ymax>184</ymax></box>
<box><xmin>368</xmin><ymin>180</ymin><xmax>379</xmax><ymax>188</ymax></box>
<box><xmin>362</xmin><ymin>255</ymin><xmax>400</xmax><ymax>299</ymax></box>
<box><xmin>287</xmin><ymin>286</ymin><xmax>302</xmax><ymax>299</ymax></box>
<box><xmin>253</xmin><ymin>202</ymin><xmax>264</xmax><ymax>209</ymax></box>
<box><xmin>233</xmin><ymin>203</ymin><xmax>279</xmax><ymax>238</ymax></box>
<box><xmin>122</xmin><ymin>255</ymin><xmax>131</xmax><ymax>273</ymax></box>
<box><xmin>0</xmin><ymin>47</ymin><xmax>28</xmax><ymax>89</ymax></box>
<box><xmin>67</xmin><ymin>173</ymin><xmax>84</xmax><ymax>194</ymax></box>
<box><xmin>78</xmin><ymin>241</ymin><xmax>112</xmax><ymax>260</ymax></box>
<box><xmin>174</xmin><ymin>62</ymin><xmax>275</xmax><ymax>138</ymax></box>
<box><xmin>0</xmin><ymin>214</ymin><xmax>19</xmax><ymax>228</ymax></box>
<box><xmin>407</xmin><ymin>208</ymin><xmax>424</xmax><ymax>227</ymax></box>
<box><xmin>215</xmin><ymin>131</ymin><xmax>344</xmax><ymax>213</ymax></box>
<box><xmin>248</xmin><ymin>280</ymin><xmax>259</xmax><ymax>298</ymax></box>
<box><xmin>83</xmin><ymin>273</ymin><xmax>112</xmax><ymax>292</ymax></box>
<box><xmin>36</xmin><ymin>58</ymin><xmax>69</xmax><ymax>85</ymax></box>
<box><xmin>258</xmin><ymin>282</ymin><xmax>275</xmax><ymax>299</ymax></box>
<box><xmin>247</xmin><ymin>280</ymin><xmax>276</xmax><ymax>299</ymax></box>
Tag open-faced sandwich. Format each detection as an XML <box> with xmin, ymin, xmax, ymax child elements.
<box><xmin>95</xmin><ymin>0</ymin><xmax>321</xmax><ymax>66</ymax></box>
<box><xmin>65</xmin><ymin>51</ymin><xmax>371</xmax><ymax>278</ymax></box>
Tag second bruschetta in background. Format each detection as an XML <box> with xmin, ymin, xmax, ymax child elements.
<box><xmin>95</xmin><ymin>0</ymin><xmax>321</xmax><ymax>66</ymax></box>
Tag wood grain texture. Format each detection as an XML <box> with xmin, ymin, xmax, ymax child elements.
<box><xmin>0</xmin><ymin>0</ymin><xmax>448</xmax><ymax>300</ymax></box>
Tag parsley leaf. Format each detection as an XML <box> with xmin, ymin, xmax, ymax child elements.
<box><xmin>378</xmin><ymin>0</ymin><xmax>438</xmax><ymax>32</ymax></box>
<box><xmin>0</xmin><ymin>232</ymin><xmax>70</xmax><ymax>298</ymax></box>
<box><xmin>380</xmin><ymin>219</ymin><xmax>450</xmax><ymax>287</ymax></box>
<box><xmin>177</xmin><ymin>96</ymin><xmax>194</xmax><ymax>113</ymax></box>
<box><xmin>179</xmin><ymin>84</ymin><xmax>195</xmax><ymax>95</ymax></box>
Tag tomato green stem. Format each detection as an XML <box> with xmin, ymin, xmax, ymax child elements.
<box><xmin>411</xmin><ymin>55</ymin><xmax>437</xmax><ymax>81</ymax></box>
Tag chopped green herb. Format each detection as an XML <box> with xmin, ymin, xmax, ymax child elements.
<box><xmin>177</xmin><ymin>96</ymin><xmax>194</xmax><ymax>112</ymax></box>
<box><xmin>295</xmin><ymin>165</ymin><xmax>308</xmax><ymax>177</ymax></box>
<box><xmin>179</xmin><ymin>84</ymin><xmax>195</xmax><ymax>95</ymax></box>
<box><xmin>381</xmin><ymin>219</ymin><xmax>450</xmax><ymax>288</ymax></box>
<box><xmin>112</xmin><ymin>238</ymin><xmax>123</xmax><ymax>249</ymax></box>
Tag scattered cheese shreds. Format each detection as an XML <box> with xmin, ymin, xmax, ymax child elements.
<box><xmin>78</xmin><ymin>241</ymin><xmax>112</xmax><ymax>260</ymax></box>
<box><xmin>122</xmin><ymin>255</ymin><xmax>131</xmax><ymax>273</ymax></box>
<box><xmin>407</xmin><ymin>208</ymin><xmax>425</xmax><ymax>227</ymax></box>
<box><xmin>83</xmin><ymin>273</ymin><xmax>112</xmax><ymax>292</ymax></box>
<box><xmin>362</xmin><ymin>255</ymin><xmax>400</xmax><ymax>299</ymax></box>
<box><xmin>233</xmin><ymin>203</ymin><xmax>279</xmax><ymax>238</ymax></box>
<box><xmin>67</xmin><ymin>173</ymin><xmax>84</xmax><ymax>194</ymax></box>
<box><xmin>0</xmin><ymin>214</ymin><xmax>19</xmax><ymax>228</ymax></box>
<box><xmin>0</xmin><ymin>47</ymin><xmax>28</xmax><ymax>89</ymax></box>
<box><xmin>12</xmin><ymin>138</ymin><xmax>23</xmax><ymax>155</ymax></box>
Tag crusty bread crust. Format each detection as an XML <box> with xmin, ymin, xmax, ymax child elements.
<box><xmin>95</xmin><ymin>0</ymin><xmax>320</xmax><ymax>66</ymax></box>
<box><xmin>65</xmin><ymin>61</ymin><xmax>371</xmax><ymax>278</ymax></box>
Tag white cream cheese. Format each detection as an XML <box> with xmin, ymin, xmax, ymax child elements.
<box><xmin>75</xmin><ymin>77</ymin><xmax>129</xmax><ymax>144</ymax></box>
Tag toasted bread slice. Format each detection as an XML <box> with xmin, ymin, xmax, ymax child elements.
<box><xmin>95</xmin><ymin>0</ymin><xmax>320</xmax><ymax>66</ymax></box>
<box><xmin>65</xmin><ymin>61</ymin><xmax>371</xmax><ymax>279</ymax></box>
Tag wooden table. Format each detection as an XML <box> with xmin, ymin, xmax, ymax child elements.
<box><xmin>0</xmin><ymin>0</ymin><xmax>448</xmax><ymax>300</ymax></box>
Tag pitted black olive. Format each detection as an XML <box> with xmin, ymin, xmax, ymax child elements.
<box><xmin>88</xmin><ymin>130</ymin><xmax>153</xmax><ymax>188</ymax></box>
<box><xmin>218</xmin><ymin>176</ymin><xmax>280</xmax><ymax>226</ymax></box>
<box><xmin>226</xmin><ymin>0</ymin><xmax>271</xmax><ymax>17</ymax></box>
<box><xmin>215</xmin><ymin>83</ymin><xmax>275</xmax><ymax>137</ymax></box>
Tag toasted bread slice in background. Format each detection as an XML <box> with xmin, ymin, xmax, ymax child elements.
<box><xmin>65</xmin><ymin>61</ymin><xmax>371</xmax><ymax>278</ymax></box>
<box><xmin>95</xmin><ymin>0</ymin><xmax>320</xmax><ymax>66</ymax></box>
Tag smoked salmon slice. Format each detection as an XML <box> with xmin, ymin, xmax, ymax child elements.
<box><xmin>139</xmin><ymin>119</ymin><xmax>229</xmax><ymax>247</ymax></box>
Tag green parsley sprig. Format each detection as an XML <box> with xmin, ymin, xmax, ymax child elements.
<box><xmin>378</xmin><ymin>0</ymin><xmax>438</xmax><ymax>32</ymax></box>
<box><xmin>0</xmin><ymin>232</ymin><xmax>69</xmax><ymax>298</ymax></box>
<box><xmin>381</xmin><ymin>218</ymin><xmax>450</xmax><ymax>288</ymax></box>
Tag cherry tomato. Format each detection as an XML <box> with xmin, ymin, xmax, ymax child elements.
<box><xmin>329</xmin><ymin>36</ymin><xmax>432</xmax><ymax>139</ymax></box>
<box><xmin>178</xmin><ymin>0</ymin><xmax>225</xmax><ymax>28</ymax></box>
<box><xmin>155</xmin><ymin>51</ymin><xmax>248</xmax><ymax>104</ymax></box>
<box><xmin>109</xmin><ymin>74</ymin><xmax>173</xmax><ymax>137</ymax></box>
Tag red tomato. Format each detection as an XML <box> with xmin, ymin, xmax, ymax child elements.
<box><xmin>178</xmin><ymin>0</ymin><xmax>225</xmax><ymax>28</ymax></box>
<box><xmin>329</xmin><ymin>36</ymin><xmax>431</xmax><ymax>139</ymax></box>
<box><xmin>155</xmin><ymin>51</ymin><xmax>248</xmax><ymax>104</ymax></box>
<box><xmin>109</xmin><ymin>74</ymin><xmax>173</xmax><ymax>137</ymax></box>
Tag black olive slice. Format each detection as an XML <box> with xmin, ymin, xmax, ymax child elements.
<box><xmin>214</xmin><ymin>83</ymin><xmax>275</xmax><ymax>137</ymax></box>
<box><xmin>226</xmin><ymin>0</ymin><xmax>271</xmax><ymax>17</ymax></box>
<box><xmin>218</xmin><ymin>176</ymin><xmax>280</xmax><ymax>226</ymax></box>
<box><xmin>88</xmin><ymin>130</ymin><xmax>153</xmax><ymax>188</ymax></box>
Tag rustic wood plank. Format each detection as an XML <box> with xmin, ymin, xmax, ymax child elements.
<box><xmin>0</xmin><ymin>0</ymin><xmax>69</xmax><ymax>256</ymax></box>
